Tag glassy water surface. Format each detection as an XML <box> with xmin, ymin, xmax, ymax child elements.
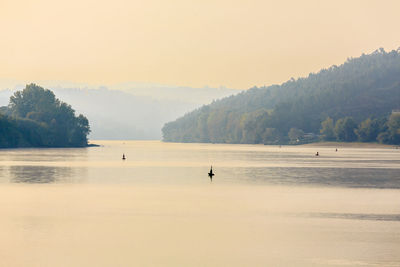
<box><xmin>0</xmin><ymin>141</ymin><xmax>399</xmax><ymax>266</ymax></box>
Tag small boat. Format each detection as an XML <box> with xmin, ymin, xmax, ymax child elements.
<box><xmin>122</xmin><ymin>154</ymin><xmax>126</xmax><ymax>160</ymax></box>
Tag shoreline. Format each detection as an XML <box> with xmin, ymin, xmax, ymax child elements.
<box><xmin>300</xmin><ymin>141</ymin><xmax>396</xmax><ymax>148</ymax></box>
<box><xmin>2</xmin><ymin>140</ymin><xmax>396</xmax><ymax>149</ymax></box>
<box><xmin>0</xmin><ymin>143</ymin><xmax>100</xmax><ymax>150</ymax></box>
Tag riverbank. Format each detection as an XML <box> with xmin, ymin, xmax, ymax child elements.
<box><xmin>301</xmin><ymin>141</ymin><xmax>396</xmax><ymax>148</ymax></box>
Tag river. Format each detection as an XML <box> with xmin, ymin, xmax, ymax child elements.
<box><xmin>0</xmin><ymin>141</ymin><xmax>399</xmax><ymax>266</ymax></box>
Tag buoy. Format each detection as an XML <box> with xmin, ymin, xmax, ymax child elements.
<box><xmin>208</xmin><ymin>166</ymin><xmax>215</xmax><ymax>181</ymax></box>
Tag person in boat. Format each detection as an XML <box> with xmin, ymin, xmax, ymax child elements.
<box><xmin>208</xmin><ymin>166</ymin><xmax>215</xmax><ymax>181</ymax></box>
<box><xmin>315</xmin><ymin>152</ymin><xmax>319</xmax><ymax>156</ymax></box>
<box><xmin>122</xmin><ymin>154</ymin><xmax>126</xmax><ymax>160</ymax></box>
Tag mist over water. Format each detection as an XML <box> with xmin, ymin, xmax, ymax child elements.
<box><xmin>0</xmin><ymin>141</ymin><xmax>399</xmax><ymax>266</ymax></box>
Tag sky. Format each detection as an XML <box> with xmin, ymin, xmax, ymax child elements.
<box><xmin>1</xmin><ymin>0</ymin><xmax>400</xmax><ymax>90</ymax></box>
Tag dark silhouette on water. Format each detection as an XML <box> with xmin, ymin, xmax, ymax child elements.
<box><xmin>315</xmin><ymin>152</ymin><xmax>319</xmax><ymax>156</ymax></box>
<box><xmin>336</xmin><ymin>148</ymin><xmax>338</xmax><ymax>152</ymax></box>
<box><xmin>122</xmin><ymin>154</ymin><xmax>126</xmax><ymax>160</ymax></box>
<box><xmin>208</xmin><ymin>166</ymin><xmax>215</xmax><ymax>181</ymax></box>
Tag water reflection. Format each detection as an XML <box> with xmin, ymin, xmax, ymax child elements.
<box><xmin>9</xmin><ymin>165</ymin><xmax>85</xmax><ymax>184</ymax></box>
<box><xmin>226</xmin><ymin>167</ymin><xmax>400</xmax><ymax>188</ymax></box>
<box><xmin>0</xmin><ymin>147</ymin><xmax>88</xmax><ymax>163</ymax></box>
<box><xmin>304</xmin><ymin>212</ymin><xmax>400</xmax><ymax>222</ymax></box>
<box><xmin>0</xmin><ymin>166</ymin><xmax>5</xmax><ymax>178</ymax></box>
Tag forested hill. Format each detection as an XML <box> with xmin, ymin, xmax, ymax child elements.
<box><xmin>162</xmin><ymin>48</ymin><xmax>400</xmax><ymax>144</ymax></box>
<box><xmin>0</xmin><ymin>84</ymin><xmax>90</xmax><ymax>148</ymax></box>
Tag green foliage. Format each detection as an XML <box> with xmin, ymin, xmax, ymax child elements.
<box><xmin>10</xmin><ymin>84</ymin><xmax>59</xmax><ymax>120</ymax></box>
<box><xmin>288</xmin><ymin>128</ymin><xmax>304</xmax><ymax>143</ymax></box>
<box><xmin>378</xmin><ymin>113</ymin><xmax>400</xmax><ymax>144</ymax></box>
<box><xmin>355</xmin><ymin>118</ymin><xmax>383</xmax><ymax>142</ymax></box>
<box><xmin>163</xmin><ymin>48</ymin><xmax>400</xmax><ymax>145</ymax></box>
<box><xmin>261</xmin><ymin>128</ymin><xmax>281</xmax><ymax>144</ymax></box>
<box><xmin>0</xmin><ymin>84</ymin><xmax>90</xmax><ymax>148</ymax></box>
<box><xmin>334</xmin><ymin>117</ymin><xmax>357</xmax><ymax>142</ymax></box>
<box><xmin>320</xmin><ymin>117</ymin><xmax>335</xmax><ymax>140</ymax></box>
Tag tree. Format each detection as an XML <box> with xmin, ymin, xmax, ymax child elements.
<box><xmin>355</xmin><ymin>118</ymin><xmax>381</xmax><ymax>142</ymax></box>
<box><xmin>320</xmin><ymin>117</ymin><xmax>335</xmax><ymax>140</ymax></box>
<box><xmin>9</xmin><ymin>84</ymin><xmax>59</xmax><ymax>121</ymax></box>
<box><xmin>288</xmin><ymin>128</ymin><xmax>304</xmax><ymax>143</ymax></box>
<box><xmin>335</xmin><ymin>117</ymin><xmax>357</xmax><ymax>142</ymax></box>
<box><xmin>380</xmin><ymin>113</ymin><xmax>400</xmax><ymax>144</ymax></box>
<box><xmin>261</xmin><ymin>128</ymin><xmax>280</xmax><ymax>144</ymax></box>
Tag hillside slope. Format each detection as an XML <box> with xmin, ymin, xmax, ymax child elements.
<box><xmin>162</xmin><ymin>48</ymin><xmax>400</xmax><ymax>144</ymax></box>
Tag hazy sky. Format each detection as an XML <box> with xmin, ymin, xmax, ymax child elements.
<box><xmin>1</xmin><ymin>0</ymin><xmax>400</xmax><ymax>89</ymax></box>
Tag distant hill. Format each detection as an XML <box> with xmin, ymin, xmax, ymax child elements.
<box><xmin>112</xmin><ymin>83</ymin><xmax>237</xmax><ymax>104</ymax></box>
<box><xmin>162</xmin><ymin>48</ymin><xmax>400</xmax><ymax>144</ymax></box>
<box><xmin>0</xmin><ymin>84</ymin><xmax>238</xmax><ymax>140</ymax></box>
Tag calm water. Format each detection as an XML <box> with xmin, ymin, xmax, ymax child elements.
<box><xmin>0</xmin><ymin>141</ymin><xmax>399</xmax><ymax>266</ymax></box>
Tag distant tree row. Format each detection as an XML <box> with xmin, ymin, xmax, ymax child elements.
<box><xmin>320</xmin><ymin>114</ymin><xmax>400</xmax><ymax>144</ymax></box>
<box><xmin>163</xmin><ymin>48</ymin><xmax>400</xmax><ymax>145</ymax></box>
<box><xmin>0</xmin><ymin>84</ymin><xmax>90</xmax><ymax>148</ymax></box>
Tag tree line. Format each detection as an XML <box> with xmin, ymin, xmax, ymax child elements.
<box><xmin>303</xmin><ymin>113</ymin><xmax>399</xmax><ymax>144</ymax></box>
